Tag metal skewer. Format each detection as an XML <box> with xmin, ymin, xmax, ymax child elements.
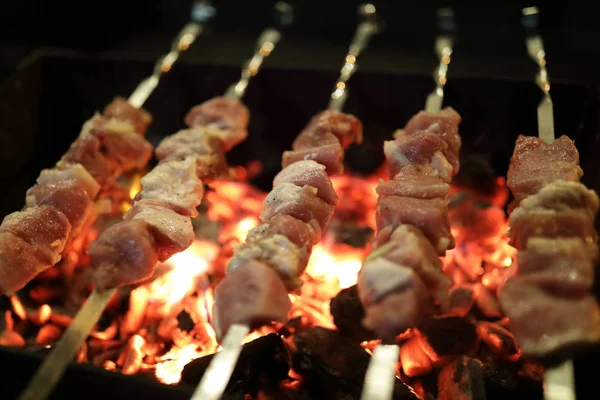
<box><xmin>521</xmin><ymin>7</ymin><xmax>575</xmax><ymax>400</ymax></box>
<box><xmin>16</xmin><ymin>4</ymin><xmax>215</xmax><ymax>400</ymax></box>
<box><xmin>192</xmin><ymin>5</ymin><xmax>379</xmax><ymax>400</ymax></box>
<box><xmin>360</xmin><ymin>9</ymin><xmax>455</xmax><ymax>400</ymax></box>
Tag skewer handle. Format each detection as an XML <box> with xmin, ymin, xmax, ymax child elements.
<box><xmin>328</xmin><ymin>3</ymin><xmax>380</xmax><ymax>112</ymax></box>
<box><xmin>424</xmin><ymin>8</ymin><xmax>455</xmax><ymax>113</ymax></box>
<box><xmin>190</xmin><ymin>324</ymin><xmax>250</xmax><ymax>400</ymax></box>
<box><xmin>522</xmin><ymin>6</ymin><xmax>554</xmax><ymax>144</ymax></box>
<box><xmin>224</xmin><ymin>2</ymin><xmax>294</xmax><ymax>100</ymax></box>
<box><xmin>544</xmin><ymin>360</ymin><xmax>576</xmax><ymax>400</ymax></box>
<box><xmin>17</xmin><ymin>289</ymin><xmax>115</xmax><ymax>400</ymax></box>
<box><xmin>360</xmin><ymin>344</ymin><xmax>400</xmax><ymax>400</ymax></box>
<box><xmin>128</xmin><ymin>0</ymin><xmax>216</xmax><ymax>108</ymax></box>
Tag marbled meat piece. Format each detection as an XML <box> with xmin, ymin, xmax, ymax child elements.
<box><xmin>1</xmin><ymin>206</ymin><xmax>71</xmax><ymax>266</ymax></box>
<box><xmin>102</xmin><ymin>96</ymin><xmax>152</xmax><ymax>134</ymax></box>
<box><xmin>499</xmin><ymin>278</ymin><xmax>600</xmax><ymax>358</ymax></box>
<box><xmin>137</xmin><ymin>157</ymin><xmax>205</xmax><ymax>217</ymax></box>
<box><xmin>228</xmin><ymin>234</ymin><xmax>308</xmax><ymax>290</ymax></box>
<box><xmin>61</xmin><ymin>133</ymin><xmax>114</xmax><ymax>187</ymax></box>
<box><xmin>507</xmin><ymin>135</ymin><xmax>583</xmax><ymax>210</ymax></box>
<box><xmin>509</xmin><ymin>209</ymin><xmax>598</xmax><ymax>256</ymax></box>
<box><xmin>185</xmin><ymin>97</ymin><xmax>250</xmax><ymax>151</ymax></box>
<box><xmin>282</xmin><ymin>141</ymin><xmax>344</xmax><ymax>176</ymax></box>
<box><xmin>515</xmin><ymin>237</ymin><xmax>595</xmax><ymax>296</ymax></box>
<box><xmin>376</xmin><ymin>225</ymin><xmax>451</xmax><ymax>306</ymax></box>
<box><xmin>384</xmin><ymin>132</ymin><xmax>453</xmax><ymax>182</ymax></box>
<box><xmin>397</xmin><ymin>107</ymin><xmax>462</xmax><ymax>175</ymax></box>
<box><xmin>376</xmin><ymin>168</ymin><xmax>450</xmax><ymax>199</ymax></box>
<box><xmin>358</xmin><ymin>258</ymin><xmax>429</xmax><ymax>339</ymax></box>
<box><xmin>89</xmin><ymin>219</ymin><xmax>158</xmax><ymax>290</ymax></box>
<box><xmin>26</xmin><ymin>180</ymin><xmax>93</xmax><ymax>238</ymax></box>
<box><xmin>261</xmin><ymin>183</ymin><xmax>334</xmax><ymax>231</ymax></box>
<box><xmin>294</xmin><ymin>110</ymin><xmax>363</xmax><ymax>149</ymax></box>
<box><xmin>514</xmin><ymin>180</ymin><xmax>599</xmax><ymax>219</ymax></box>
<box><xmin>92</xmin><ymin>119</ymin><xmax>153</xmax><ymax>172</ymax></box>
<box><xmin>273</xmin><ymin>160</ymin><xmax>339</xmax><ymax>205</ymax></box>
<box><xmin>212</xmin><ymin>260</ymin><xmax>292</xmax><ymax>341</ymax></box>
<box><xmin>155</xmin><ymin>127</ymin><xmax>228</xmax><ymax>180</ymax></box>
<box><xmin>125</xmin><ymin>199</ymin><xmax>194</xmax><ymax>262</ymax></box>
<box><xmin>376</xmin><ymin>196</ymin><xmax>454</xmax><ymax>255</ymax></box>
<box><xmin>247</xmin><ymin>214</ymin><xmax>322</xmax><ymax>247</ymax></box>
<box><xmin>37</xmin><ymin>163</ymin><xmax>100</xmax><ymax>200</ymax></box>
<box><xmin>0</xmin><ymin>231</ymin><xmax>58</xmax><ymax>295</ymax></box>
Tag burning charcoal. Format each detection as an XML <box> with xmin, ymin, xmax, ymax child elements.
<box><xmin>121</xmin><ymin>286</ymin><xmax>149</xmax><ymax>338</ymax></box>
<box><xmin>332</xmin><ymin>222</ymin><xmax>374</xmax><ymax>248</ymax></box>
<box><xmin>400</xmin><ymin>336</ymin><xmax>433</xmax><ymax>377</ymax></box>
<box><xmin>176</xmin><ymin>309</ymin><xmax>195</xmax><ymax>333</ymax></box>
<box><xmin>180</xmin><ymin>333</ymin><xmax>289</xmax><ymax>395</ymax></box>
<box><xmin>476</xmin><ymin>321</ymin><xmax>518</xmax><ymax>356</ymax></box>
<box><xmin>0</xmin><ymin>311</ymin><xmax>25</xmax><ymax>347</ymax></box>
<box><xmin>448</xmin><ymin>285</ymin><xmax>475</xmax><ymax>317</ymax></box>
<box><xmin>417</xmin><ymin>316</ymin><xmax>478</xmax><ymax>359</ymax></box>
<box><xmin>29</xmin><ymin>304</ymin><xmax>52</xmax><ymax>326</ymax></box>
<box><xmin>437</xmin><ymin>356</ymin><xmax>486</xmax><ymax>400</ymax></box>
<box><xmin>35</xmin><ymin>324</ymin><xmax>63</xmax><ymax>346</ymax></box>
<box><xmin>120</xmin><ymin>334</ymin><xmax>146</xmax><ymax>375</ymax></box>
<box><xmin>474</xmin><ymin>284</ymin><xmax>502</xmax><ymax>319</ymax></box>
<box><xmin>329</xmin><ymin>285</ymin><xmax>376</xmax><ymax>342</ymax></box>
<box><xmin>481</xmin><ymin>357</ymin><xmax>543</xmax><ymax>400</ymax></box>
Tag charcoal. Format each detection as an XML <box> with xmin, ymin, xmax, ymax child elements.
<box><xmin>332</xmin><ymin>222</ymin><xmax>374</xmax><ymax>248</ymax></box>
<box><xmin>417</xmin><ymin>316</ymin><xmax>478</xmax><ymax>357</ymax></box>
<box><xmin>329</xmin><ymin>285</ymin><xmax>376</xmax><ymax>342</ymax></box>
<box><xmin>176</xmin><ymin>310</ymin><xmax>194</xmax><ymax>333</ymax></box>
<box><xmin>476</xmin><ymin>321</ymin><xmax>518</xmax><ymax>356</ymax></box>
<box><xmin>481</xmin><ymin>357</ymin><xmax>543</xmax><ymax>400</ymax></box>
<box><xmin>438</xmin><ymin>356</ymin><xmax>487</xmax><ymax>400</ymax></box>
<box><xmin>292</xmin><ymin>327</ymin><xmax>417</xmax><ymax>399</ymax></box>
<box><xmin>179</xmin><ymin>333</ymin><xmax>289</xmax><ymax>395</ymax></box>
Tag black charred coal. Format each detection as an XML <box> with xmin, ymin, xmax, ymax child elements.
<box><xmin>176</xmin><ymin>310</ymin><xmax>194</xmax><ymax>333</ymax></box>
<box><xmin>452</xmin><ymin>156</ymin><xmax>499</xmax><ymax>196</ymax></box>
<box><xmin>332</xmin><ymin>222</ymin><xmax>374</xmax><ymax>248</ymax></box>
<box><xmin>329</xmin><ymin>285</ymin><xmax>376</xmax><ymax>342</ymax></box>
<box><xmin>438</xmin><ymin>356</ymin><xmax>487</xmax><ymax>400</ymax></box>
<box><xmin>292</xmin><ymin>327</ymin><xmax>418</xmax><ymax>399</ymax></box>
<box><xmin>418</xmin><ymin>316</ymin><xmax>478</xmax><ymax>356</ymax></box>
<box><xmin>179</xmin><ymin>333</ymin><xmax>289</xmax><ymax>395</ymax></box>
<box><xmin>481</xmin><ymin>357</ymin><xmax>543</xmax><ymax>400</ymax></box>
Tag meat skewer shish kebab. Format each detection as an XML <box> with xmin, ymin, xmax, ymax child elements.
<box><xmin>191</xmin><ymin>4</ymin><xmax>380</xmax><ymax>400</ymax></box>
<box><xmin>0</xmin><ymin>4</ymin><xmax>211</xmax><ymax>297</ymax></box>
<box><xmin>498</xmin><ymin>8</ymin><xmax>599</xmax><ymax>400</ymax></box>
<box><xmin>359</xmin><ymin>9</ymin><xmax>458</xmax><ymax>400</ymax></box>
<box><xmin>16</xmin><ymin>4</ymin><xmax>290</xmax><ymax>400</ymax></box>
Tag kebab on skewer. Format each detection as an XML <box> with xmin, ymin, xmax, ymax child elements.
<box><xmin>498</xmin><ymin>8</ymin><xmax>600</xmax><ymax>400</ymax></box>
<box><xmin>191</xmin><ymin>5</ymin><xmax>378</xmax><ymax>400</ymax></box>
<box><xmin>359</xmin><ymin>9</ymin><xmax>457</xmax><ymax>400</ymax></box>
<box><xmin>0</xmin><ymin>7</ymin><xmax>213</xmax><ymax>297</ymax></box>
<box><xmin>15</xmin><ymin>5</ymin><xmax>293</xmax><ymax>400</ymax></box>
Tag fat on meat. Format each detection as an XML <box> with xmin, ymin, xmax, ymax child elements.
<box><xmin>376</xmin><ymin>168</ymin><xmax>450</xmax><ymax>199</ymax></box>
<box><xmin>376</xmin><ymin>196</ymin><xmax>454</xmax><ymax>255</ymax></box>
<box><xmin>37</xmin><ymin>163</ymin><xmax>100</xmax><ymax>200</ymax></box>
<box><xmin>26</xmin><ymin>180</ymin><xmax>93</xmax><ymax>238</ymax></box>
<box><xmin>184</xmin><ymin>97</ymin><xmax>250</xmax><ymax>151</ymax></box>
<box><xmin>246</xmin><ymin>214</ymin><xmax>322</xmax><ymax>247</ymax></box>
<box><xmin>282</xmin><ymin>142</ymin><xmax>344</xmax><ymax>176</ymax></box>
<box><xmin>293</xmin><ymin>110</ymin><xmax>363</xmax><ymax>149</ymax></box>
<box><xmin>261</xmin><ymin>183</ymin><xmax>334</xmax><ymax>231</ymax></box>
<box><xmin>124</xmin><ymin>199</ymin><xmax>194</xmax><ymax>262</ymax></box>
<box><xmin>102</xmin><ymin>96</ymin><xmax>152</xmax><ymax>134</ymax></box>
<box><xmin>273</xmin><ymin>160</ymin><xmax>339</xmax><ymax>206</ymax></box>
<box><xmin>89</xmin><ymin>219</ymin><xmax>158</xmax><ymax>290</ymax></box>
<box><xmin>137</xmin><ymin>157</ymin><xmax>205</xmax><ymax>217</ymax></box>
<box><xmin>212</xmin><ymin>260</ymin><xmax>291</xmax><ymax>341</ymax></box>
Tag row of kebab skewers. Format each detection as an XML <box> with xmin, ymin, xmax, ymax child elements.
<box><xmin>0</xmin><ymin>3</ymin><xmax>596</xmax><ymax>400</ymax></box>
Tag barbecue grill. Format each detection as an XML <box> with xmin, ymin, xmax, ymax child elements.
<box><xmin>2</xmin><ymin>2</ymin><xmax>600</xmax><ymax>399</ymax></box>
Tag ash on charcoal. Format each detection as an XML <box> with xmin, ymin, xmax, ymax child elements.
<box><xmin>180</xmin><ymin>333</ymin><xmax>289</xmax><ymax>395</ymax></box>
<box><xmin>417</xmin><ymin>316</ymin><xmax>478</xmax><ymax>357</ymax></box>
<box><xmin>331</xmin><ymin>222</ymin><xmax>374</xmax><ymax>248</ymax></box>
<box><xmin>438</xmin><ymin>356</ymin><xmax>487</xmax><ymax>400</ymax></box>
<box><xmin>176</xmin><ymin>310</ymin><xmax>194</xmax><ymax>333</ymax></box>
<box><xmin>292</xmin><ymin>327</ymin><xmax>418</xmax><ymax>399</ymax></box>
<box><xmin>329</xmin><ymin>285</ymin><xmax>376</xmax><ymax>342</ymax></box>
<box><xmin>481</xmin><ymin>357</ymin><xmax>543</xmax><ymax>400</ymax></box>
